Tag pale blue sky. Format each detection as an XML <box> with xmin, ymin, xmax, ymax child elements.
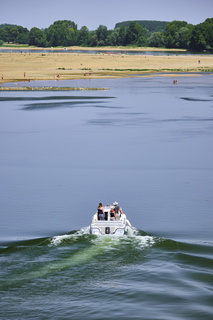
<box><xmin>1</xmin><ymin>0</ymin><xmax>213</xmax><ymax>30</ymax></box>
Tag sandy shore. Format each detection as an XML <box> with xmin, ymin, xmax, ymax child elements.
<box><xmin>0</xmin><ymin>45</ymin><xmax>187</xmax><ymax>52</ymax></box>
<box><xmin>0</xmin><ymin>49</ymin><xmax>213</xmax><ymax>84</ymax></box>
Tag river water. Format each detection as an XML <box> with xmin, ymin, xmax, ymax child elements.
<box><xmin>0</xmin><ymin>74</ymin><xmax>213</xmax><ymax>319</ymax></box>
<box><xmin>0</xmin><ymin>48</ymin><xmax>211</xmax><ymax>55</ymax></box>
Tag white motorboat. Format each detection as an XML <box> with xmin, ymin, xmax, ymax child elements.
<box><xmin>90</xmin><ymin>205</ymin><xmax>132</xmax><ymax>235</ymax></box>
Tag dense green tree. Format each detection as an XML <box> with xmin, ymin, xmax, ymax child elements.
<box><xmin>95</xmin><ymin>25</ymin><xmax>108</xmax><ymax>46</ymax></box>
<box><xmin>125</xmin><ymin>21</ymin><xmax>147</xmax><ymax>46</ymax></box>
<box><xmin>164</xmin><ymin>21</ymin><xmax>189</xmax><ymax>48</ymax></box>
<box><xmin>89</xmin><ymin>31</ymin><xmax>98</xmax><ymax>46</ymax></box>
<box><xmin>0</xmin><ymin>28</ymin><xmax>6</xmax><ymax>42</ymax></box>
<box><xmin>204</xmin><ymin>18</ymin><xmax>213</xmax><ymax>48</ymax></box>
<box><xmin>53</xmin><ymin>20</ymin><xmax>77</xmax><ymax>30</ymax></box>
<box><xmin>5</xmin><ymin>26</ymin><xmax>19</xmax><ymax>43</ymax></box>
<box><xmin>118</xmin><ymin>25</ymin><xmax>127</xmax><ymax>45</ymax></box>
<box><xmin>148</xmin><ymin>32</ymin><xmax>165</xmax><ymax>47</ymax></box>
<box><xmin>64</xmin><ymin>27</ymin><xmax>77</xmax><ymax>46</ymax></box>
<box><xmin>46</xmin><ymin>20</ymin><xmax>77</xmax><ymax>46</ymax></box>
<box><xmin>46</xmin><ymin>27</ymin><xmax>59</xmax><ymax>46</ymax></box>
<box><xmin>16</xmin><ymin>26</ymin><xmax>29</xmax><ymax>44</ymax></box>
<box><xmin>189</xmin><ymin>25</ymin><xmax>206</xmax><ymax>50</ymax></box>
<box><xmin>174</xmin><ymin>26</ymin><xmax>193</xmax><ymax>48</ymax></box>
<box><xmin>198</xmin><ymin>18</ymin><xmax>213</xmax><ymax>48</ymax></box>
<box><xmin>0</xmin><ymin>24</ymin><xmax>29</xmax><ymax>44</ymax></box>
<box><xmin>108</xmin><ymin>28</ymin><xmax>119</xmax><ymax>46</ymax></box>
<box><xmin>29</xmin><ymin>27</ymin><xmax>46</xmax><ymax>47</ymax></box>
<box><xmin>78</xmin><ymin>26</ymin><xmax>90</xmax><ymax>46</ymax></box>
<box><xmin>104</xmin><ymin>26</ymin><xmax>126</xmax><ymax>47</ymax></box>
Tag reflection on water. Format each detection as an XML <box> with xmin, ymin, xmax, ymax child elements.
<box><xmin>181</xmin><ymin>97</ymin><xmax>213</xmax><ymax>101</ymax></box>
<box><xmin>0</xmin><ymin>95</ymin><xmax>115</xmax><ymax>102</ymax></box>
<box><xmin>21</xmin><ymin>100</ymin><xmax>115</xmax><ymax>111</ymax></box>
<box><xmin>0</xmin><ymin>95</ymin><xmax>116</xmax><ymax>111</ymax></box>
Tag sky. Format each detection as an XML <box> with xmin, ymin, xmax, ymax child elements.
<box><xmin>1</xmin><ymin>0</ymin><xmax>213</xmax><ymax>31</ymax></box>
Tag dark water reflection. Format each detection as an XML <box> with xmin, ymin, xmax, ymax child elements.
<box><xmin>0</xmin><ymin>95</ymin><xmax>115</xmax><ymax>101</ymax></box>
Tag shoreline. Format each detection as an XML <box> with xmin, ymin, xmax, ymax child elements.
<box><xmin>0</xmin><ymin>51</ymin><xmax>213</xmax><ymax>85</ymax></box>
<box><xmin>0</xmin><ymin>45</ymin><xmax>187</xmax><ymax>52</ymax></box>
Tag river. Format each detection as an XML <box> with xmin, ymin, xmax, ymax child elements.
<box><xmin>0</xmin><ymin>74</ymin><xmax>212</xmax><ymax>319</ymax></box>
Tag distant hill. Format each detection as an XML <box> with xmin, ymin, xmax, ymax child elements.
<box><xmin>115</xmin><ymin>20</ymin><xmax>169</xmax><ymax>33</ymax></box>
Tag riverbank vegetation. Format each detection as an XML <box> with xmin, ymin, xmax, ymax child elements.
<box><xmin>0</xmin><ymin>18</ymin><xmax>213</xmax><ymax>51</ymax></box>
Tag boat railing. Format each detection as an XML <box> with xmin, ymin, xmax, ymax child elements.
<box><xmin>92</xmin><ymin>212</ymin><xmax>126</xmax><ymax>223</ymax></box>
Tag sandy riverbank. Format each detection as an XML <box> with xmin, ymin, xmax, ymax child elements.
<box><xmin>0</xmin><ymin>50</ymin><xmax>213</xmax><ymax>84</ymax></box>
<box><xmin>0</xmin><ymin>45</ymin><xmax>187</xmax><ymax>51</ymax></box>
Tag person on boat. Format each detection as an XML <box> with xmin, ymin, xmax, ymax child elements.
<box><xmin>97</xmin><ymin>203</ymin><xmax>105</xmax><ymax>220</ymax></box>
<box><xmin>113</xmin><ymin>201</ymin><xmax>122</xmax><ymax>220</ymax></box>
<box><xmin>109</xmin><ymin>206</ymin><xmax>116</xmax><ymax>220</ymax></box>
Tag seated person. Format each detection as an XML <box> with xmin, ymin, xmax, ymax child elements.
<box><xmin>110</xmin><ymin>208</ymin><xmax>116</xmax><ymax>220</ymax></box>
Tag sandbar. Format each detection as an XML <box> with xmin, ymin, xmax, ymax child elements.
<box><xmin>0</xmin><ymin>48</ymin><xmax>213</xmax><ymax>85</ymax></box>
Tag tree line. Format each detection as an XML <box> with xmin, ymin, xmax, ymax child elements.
<box><xmin>0</xmin><ymin>18</ymin><xmax>213</xmax><ymax>51</ymax></box>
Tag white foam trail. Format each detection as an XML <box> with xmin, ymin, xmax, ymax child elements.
<box><xmin>90</xmin><ymin>231</ymin><xmax>156</xmax><ymax>252</ymax></box>
<box><xmin>49</xmin><ymin>233</ymin><xmax>79</xmax><ymax>246</ymax></box>
<box><xmin>133</xmin><ymin>235</ymin><xmax>156</xmax><ymax>248</ymax></box>
<box><xmin>49</xmin><ymin>226</ymin><xmax>91</xmax><ymax>247</ymax></box>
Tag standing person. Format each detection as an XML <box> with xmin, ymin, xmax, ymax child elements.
<box><xmin>113</xmin><ymin>201</ymin><xmax>122</xmax><ymax>220</ymax></box>
<box><xmin>97</xmin><ymin>203</ymin><xmax>105</xmax><ymax>220</ymax></box>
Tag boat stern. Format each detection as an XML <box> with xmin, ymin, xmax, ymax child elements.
<box><xmin>90</xmin><ymin>207</ymin><xmax>128</xmax><ymax>235</ymax></box>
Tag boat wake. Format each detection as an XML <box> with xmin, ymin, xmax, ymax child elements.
<box><xmin>0</xmin><ymin>226</ymin><xmax>161</xmax><ymax>285</ymax></box>
<box><xmin>49</xmin><ymin>226</ymin><xmax>155</xmax><ymax>249</ymax></box>
<box><xmin>1</xmin><ymin>228</ymin><xmax>212</xmax><ymax>320</ymax></box>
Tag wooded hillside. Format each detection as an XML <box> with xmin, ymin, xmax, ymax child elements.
<box><xmin>115</xmin><ymin>20</ymin><xmax>168</xmax><ymax>33</ymax></box>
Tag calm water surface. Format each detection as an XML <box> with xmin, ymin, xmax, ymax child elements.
<box><xmin>1</xmin><ymin>48</ymin><xmax>212</xmax><ymax>55</ymax></box>
<box><xmin>0</xmin><ymin>75</ymin><xmax>213</xmax><ymax>319</ymax></box>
